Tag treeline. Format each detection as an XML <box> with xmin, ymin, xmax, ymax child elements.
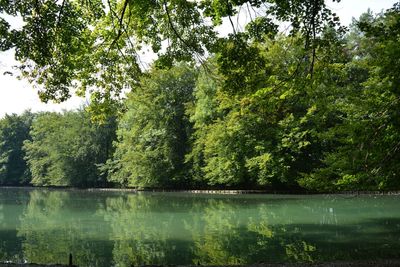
<box><xmin>1</xmin><ymin>9</ymin><xmax>399</xmax><ymax>191</ymax></box>
<box><xmin>0</xmin><ymin>110</ymin><xmax>116</xmax><ymax>187</ymax></box>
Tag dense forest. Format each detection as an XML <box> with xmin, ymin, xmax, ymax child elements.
<box><xmin>0</xmin><ymin>1</ymin><xmax>400</xmax><ymax>191</ymax></box>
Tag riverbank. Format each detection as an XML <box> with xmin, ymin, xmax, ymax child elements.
<box><xmin>2</xmin><ymin>186</ymin><xmax>400</xmax><ymax>195</ymax></box>
<box><xmin>2</xmin><ymin>260</ymin><xmax>400</xmax><ymax>267</ymax></box>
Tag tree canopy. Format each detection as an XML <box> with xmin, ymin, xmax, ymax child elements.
<box><xmin>0</xmin><ymin>2</ymin><xmax>400</xmax><ymax>191</ymax></box>
<box><xmin>0</xmin><ymin>0</ymin><xmax>343</xmax><ymax>112</ymax></box>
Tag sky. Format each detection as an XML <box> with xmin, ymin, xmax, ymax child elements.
<box><xmin>0</xmin><ymin>0</ymin><xmax>398</xmax><ymax>118</ymax></box>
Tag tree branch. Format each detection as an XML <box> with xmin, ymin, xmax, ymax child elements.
<box><xmin>162</xmin><ymin>0</ymin><xmax>205</xmax><ymax>63</ymax></box>
<box><xmin>162</xmin><ymin>0</ymin><xmax>191</xmax><ymax>50</ymax></box>
<box><xmin>55</xmin><ymin>0</ymin><xmax>66</xmax><ymax>31</ymax></box>
<box><xmin>309</xmin><ymin>0</ymin><xmax>320</xmax><ymax>78</ymax></box>
<box><xmin>226</xmin><ymin>0</ymin><xmax>236</xmax><ymax>35</ymax></box>
<box><xmin>109</xmin><ymin>0</ymin><xmax>129</xmax><ymax>49</ymax></box>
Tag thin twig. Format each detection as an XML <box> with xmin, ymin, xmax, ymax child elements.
<box><xmin>246</xmin><ymin>2</ymin><xmax>254</xmax><ymax>22</ymax></box>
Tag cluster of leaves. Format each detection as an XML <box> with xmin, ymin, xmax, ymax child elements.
<box><xmin>0</xmin><ymin>0</ymin><xmax>344</xmax><ymax>116</ymax></box>
<box><xmin>300</xmin><ymin>6</ymin><xmax>400</xmax><ymax>191</ymax></box>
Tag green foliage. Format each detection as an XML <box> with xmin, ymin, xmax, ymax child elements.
<box><xmin>24</xmin><ymin>110</ymin><xmax>116</xmax><ymax>187</ymax></box>
<box><xmin>187</xmin><ymin>35</ymin><xmax>318</xmax><ymax>188</ymax></box>
<box><xmin>1</xmin><ymin>2</ymin><xmax>400</xmax><ymax>192</ymax></box>
<box><xmin>108</xmin><ymin>64</ymin><xmax>196</xmax><ymax>188</ymax></box>
<box><xmin>297</xmin><ymin>7</ymin><xmax>400</xmax><ymax>191</ymax></box>
<box><xmin>0</xmin><ymin>0</ymin><xmax>343</xmax><ymax>116</ymax></box>
<box><xmin>184</xmin><ymin>5</ymin><xmax>400</xmax><ymax>191</ymax></box>
<box><xmin>0</xmin><ymin>111</ymin><xmax>34</xmax><ymax>185</ymax></box>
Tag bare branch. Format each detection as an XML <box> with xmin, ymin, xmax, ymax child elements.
<box><xmin>226</xmin><ymin>0</ymin><xmax>236</xmax><ymax>35</ymax></box>
<box><xmin>309</xmin><ymin>0</ymin><xmax>318</xmax><ymax>78</ymax></box>
<box><xmin>246</xmin><ymin>2</ymin><xmax>254</xmax><ymax>23</ymax></box>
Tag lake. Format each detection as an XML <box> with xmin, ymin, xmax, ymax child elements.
<box><xmin>0</xmin><ymin>188</ymin><xmax>399</xmax><ymax>266</ymax></box>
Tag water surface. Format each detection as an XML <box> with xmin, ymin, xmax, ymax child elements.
<box><xmin>0</xmin><ymin>188</ymin><xmax>399</xmax><ymax>266</ymax></box>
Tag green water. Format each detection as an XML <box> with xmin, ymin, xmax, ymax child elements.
<box><xmin>0</xmin><ymin>188</ymin><xmax>399</xmax><ymax>266</ymax></box>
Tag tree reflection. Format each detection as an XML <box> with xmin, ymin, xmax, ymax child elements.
<box><xmin>0</xmin><ymin>189</ymin><xmax>27</xmax><ymax>263</ymax></box>
<box><xmin>100</xmin><ymin>193</ymin><xmax>194</xmax><ymax>267</ymax></box>
<box><xmin>187</xmin><ymin>199</ymin><xmax>246</xmax><ymax>265</ymax></box>
<box><xmin>99</xmin><ymin>194</ymin><xmax>321</xmax><ymax>266</ymax></box>
<box><xmin>0</xmin><ymin>209</ymin><xmax>23</xmax><ymax>263</ymax></box>
<box><xmin>186</xmin><ymin>198</ymin><xmax>318</xmax><ymax>264</ymax></box>
<box><xmin>17</xmin><ymin>190</ymin><xmax>111</xmax><ymax>267</ymax></box>
<box><xmin>11</xmin><ymin>191</ymin><xmax>400</xmax><ymax>266</ymax></box>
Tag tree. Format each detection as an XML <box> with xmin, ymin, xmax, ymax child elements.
<box><xmin>2</xmin><ymin>1</ymin><xmax>399</xmax><ymax>192</ymax></box>
<box><xmin>23</xmin><ymin>110</ymin><xmax>116</xmax><ymax>187</ymax></box>
<box><xmin>297</xmin><ymin>6</ymin><xmax>400</xmax><ymax>191</ymax></box>
<box><xmin>188</xmin><ymin>34</ymin><xmax>330</xmax><ymax>189</ymax></box>
<box><xmin>185</xmin><ymin>63</ymin><xmax>220</xmax><ymax>185</ymax></box>
<box><xmin>0</xmin><ymin>111</ymin><xmax>34</xmax><ymax>185</ymax></box>
<box><xmin>108</xmin><ymin>64</ymin><xmax>196</xmax><ymax>188</ymax></box>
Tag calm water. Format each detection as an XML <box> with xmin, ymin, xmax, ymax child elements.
<box><xmin>0</xmin><ymin>188</ymin><xmax>400</xmax><ymax>266</ymax></box>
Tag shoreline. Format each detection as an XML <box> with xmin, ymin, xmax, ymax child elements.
<box><xmin>1</xmin><ymin>186</ymin><xmax>400</xmax><ymax>195</ymax></box>
<box><xmin>2</xmin><ymin>259</ymin><xmax>400</xmax><ymax>267</ymax></box>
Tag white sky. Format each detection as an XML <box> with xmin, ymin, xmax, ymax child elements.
<box><xmin>0</xmin><ymin>0</ymin><xmax>397</xmax><ymax>118</ymax></box>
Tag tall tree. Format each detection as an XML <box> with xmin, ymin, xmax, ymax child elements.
<box><xmin>108</xmin><ymin>64</ymin><xmax>196</xmax><ymax>188</ymax></box>
<box><xmin>189</xmin><ymin>33</ymin><xmax>328</xmax><ymax>189</ymax></box>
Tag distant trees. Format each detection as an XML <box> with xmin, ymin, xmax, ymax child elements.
<box><xmin>0</xmin><ymin>109</ymin><xmax>116</xmax><ymax>187</ymax></box>
<box><xmin>0</xmin><ymin>111</ymin><xmax>34</xmax><ymax>185</ymax></box>
<box><xmin>24</xmin><ymin>110</ymin><xmax>116</xmax><ymax>187</ymax></box>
